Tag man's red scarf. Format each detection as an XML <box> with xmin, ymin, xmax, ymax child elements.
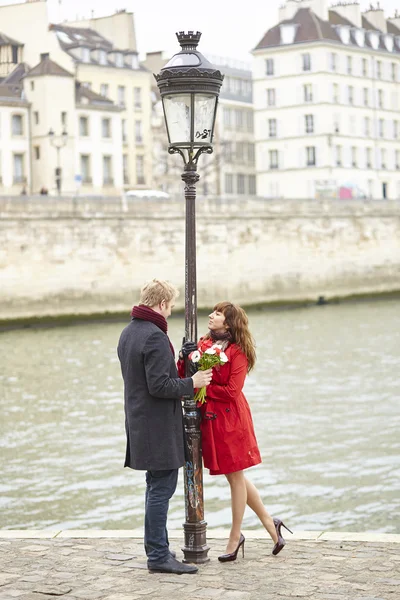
<box><xmin>131</xmin><ymin>305</ymin><xmax>175</xmax><ymax>356</ymax></box>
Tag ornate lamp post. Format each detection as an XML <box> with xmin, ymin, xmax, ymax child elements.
<box><xmin>155</xmin><ymin>32</ymin><xmax>223</xmax><ymax>564</ymax></box>
<box><xmin>48</xmin><ymin>128</ymin><xmax>68</xmax><ymax>195</ymax></box>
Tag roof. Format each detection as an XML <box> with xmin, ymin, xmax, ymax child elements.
<box><xmin>254</xmin><ymin>7</ymin><xmax>400</xmax><ymax>55</ymax></box>
<box><xmin>0</xmin><ymin>83</ymin><xmax>28</xmax><ymax>106</ymax></box>
<box><xmin>25</xmin><ymin>55</ymin><xmax>74</xmax><ymax>78</ymax></box>
<box><xmin>3</xmin><ymin>63</ymin><xmax>30</xmax><ymax>84</ymax></box>
<box><xmin>254</xmin><ymin>8</ymin><xmax>339</xmax><ymax>50</ymax></box>
<box><xmin>50</xmin><ymin>24</ymin><xmax>113</xmax><ymax>51</ymax></box>
<box><xmin>0</xmin><ymin>32</ymin><xmax>23</xmax><ymax>47</ymax></box>
<box><xmin>75</xmin><ymin>83</ymin><xmax>113</xmax><ymax>105</ymax></box>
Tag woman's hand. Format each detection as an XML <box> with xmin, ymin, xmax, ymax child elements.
<box><xmin>179</xmin><ymin>339</ymin><xmax>198</xmax><ymax>360</ymax></box>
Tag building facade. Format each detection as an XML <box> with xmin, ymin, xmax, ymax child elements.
<box><xmin>0</xmin><ymin>0</ymin><xmax>152</xmax><ymax>195</ymax></box>
<box><xmin>253</xmin><ymin>0</ymin><xmax>400</xmax><ymax>200</ymax></box>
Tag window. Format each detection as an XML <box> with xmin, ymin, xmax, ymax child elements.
<box><xmin>381</xmin><ymin>148</ymin><xmax>386</xmax><ymax>169</ymax></box>
<box><xmin>235</xmin><ymin>109</ymin><xmax>244</xmax><ymax>130</ymax></box>
<box><xmin>225</xmin><ymin>173</ymin><xmax>234</xmax><ymax>194</ymax></box>
<box><xmin>99</xmin><ymin>50</ymin><xmax>107</xmax><ymax>65</ymax></box>
<box><xmin>379</xmin><ymin>119</ymin><xmax>384</xmax><ymax>138</ymax></box>
<box><xmin>302</xmin><ymin>53</ymin><xmax>311</xmax><ymax>71</ymax></box>
<box><xmin>237</xmin><ymin>174</ymin><xmax>245</xmax><ymax>195</ymax></box>
<box><xmin>246</xmin><ymin>111</ymin><xmax>254</xmax><ymax>132</ymax></box>
<box><xmin>362</xmin><ymin>58</ymin><xmax>368</xmax><ymax>77</ymax></box>
<box><xmin>82</xmin><ymin>48</ymin><xmax>90</xmax><ymax>63</ymax></box>
<box><xmin>236</xmin><ymin>142</ymin><xmax>244</xmax><ymax>162</ymax></box>
<box><xmin>265</xmin><ymin>58</ymin><xmax>274</xmax><ymax>76</ymax></box>
<box><xmin>330</xmin><ymin>52</ymin><xmax>337</xmax><ymax>72</ymax></box>
<box><xmin>79</xmin><ymin>116</ymin><xmax>89</xmax><ymax>137</ymax></box>
<box><xmin>267</xmin><ymin>88</ymin><xmax>276</xmax><ymax>106</ymax></box>
<box><xmin>394</xmin><ymin>120</ymin><xmax>399</xmax><ymax>139</ymax></box>
<box><xmin>136</xmin><ymin>155</ymin><xmax>145</xmax><ymax>185</ymax></box>
<box><xmin>135</xmin><ymin>120</ymin><xmax>143</xmax><ymax>143</ymax></box>
<box><xmin>378</xmin><ymin>89</ymin><xmax>384</xmax><ymax>108</ymax></box>
<box><xmin>102</xmin><ymin>118</ymin><xmax>111</xmax><ymax>138</ymax></box>
<box><xmin>34</xmin><ymin>146</ymin><xmax>40</xmax><ymax>160</ymax></box>
<box><xmin>118</xmin><ymin>85</ymin><xmax>126</xmax><ymax>107</ymax></box>
<box><xmin>248</xmin><ymin>143</ymin><xmax>255</xmax><ymax>164</ymax></box>
<box><xmin>268</xmin><ymin>118</ymin><xmax>277</xmax><ymax>138</ymax></box>
<box><xmin>115</xmin><ymin>53</ymin><xmax>124</xmax><ymax>67</ymax></box>
<box><xmin>363</xmin><ymin>88</ymin><xmax>369</xmax><ymax>107</ymax></box>
<box><xmin>269</xmin><ymin>150</ymin><xmax>279</xmax><ymax>169</ymax></box>
<box><xmin>304</xmin><ymin>84</ymin><xmax>312</xmax><ymax>102</ymax></box>
<box><xmin>366</xmin><ymin>148</ymin><xmax>372</xmax><ymax>168</ymax></box>
<box><xmin>103</xmin><ymin>155</ymin><xmax>113</xmax><ymax>185</ymax></box>
<box><xmin>134</xmin><ymin>87</ymin><xmax>142</xmax><ymax>109</ymax></box>
<box><xmin>61</xmin><ymin>112</ymin><xmax>67</xmax><ymax>127</ymax></box>
<box><xmin>34</xmin><ymin>111</ymin><xmax>39</xmax><ymax>125</ymax></box>
<box><xmin>80</xmin><ymin>154</ymin><xmax>91</xmax><ymax>183</ymax></box>
<box><xmin>12</xmin><ymin>114</ymin><xmax>23</xmax><ymax>136</ymax></box>
<box><xmin>392</xmin><ymin>63</ymin><xmax>397</xmax><ymax>82</ymax></box>
<box><xmin>123</xmin><ymin>154</ymin><xmax>129</xmax><ymax>184</ymax></box>
<box><xmin>224</xmin><ymin>141</ymin><xmax>233</xmax><ymax>162</ymax></box>
<box><xmin>13</xmin><ymin>153</ymin><xmax>25</xmax><ymax>183</ymax></box>
<box><xmin>122</xmin><ymin>119</ymin><xmax>127</xmax><ymax>143</ymax></box>
<box><xmin>224</xmin><ymin>108</ymin><xmax>231</xmax><ymax>128</ymax></box>
<box><xmin>82</xmin><ymin>82</ymin><xmax>92</xmax><ymax>89</ymax></box>
<box><xmin>351</xmin><ymin>146</ymin><xmax>357</xmax><ymax>167</ymax></box>
<box><xmin>336</xmin><ymin>145</ymin><xmax>342</xmax><ymax>166</ymax></box>
<box><xmin>347</xmin><ymin>56</ymin><xmax>352</xmax><ymax>74</ymax></box>
<box><xmin>12</xmin><ymin>45</ymin><xmax>18</xmax><ymax>63</ymax></box>
<box><xmin>100</xmin><ymin>83</ymin><xmax>109</xmax><ymax>97</ymax></box>
<box><xmin>305</xmin><ymin>114</ymin><xmax>314</xmax><ymax>134</ymax></box>
<box><xmin>334</xmin><ymin>115</ymin><xmax>340</xmax><ymax>133</ymax></box>
<box><xmin>395</xmin><ymin>150</ymin><xmax>400</xmax><ymax>169</ymax></box>
<box><xmin>131</xmin><ymin>54</ymin><xmax>139</xmax><ymax>69</ymax></box>
<box><xmin>333</xmin><ymin>83</ymin><xmax>339</xmax><ymax>103</ymax></box>
<box><xmin>376</xmin><ymin>60</ymin><xmax>382</xmax><ymax>79</ymax></box>
<box><xmin>30</xmin><ymin>81</ymin><xmax>34</xmax><ymax>91</ymax></box>
<box><xmin>306</xmin><ymin>146</ymin><xmax>316</xmax><ymax>166</ymax></box>
<box><xmin>348</xmin><ymin>86</ymin><xmax>354</xmax><ymax>105</ymax></box>
<box><xmin>364</xmin><ymin>117</ymin><xmax>370</xmax><ymax>137</ymax></box>
<box><xmin>248</xmin><ymin>175</ymin><xmax>256</xmax><ymax>195</ymax></box>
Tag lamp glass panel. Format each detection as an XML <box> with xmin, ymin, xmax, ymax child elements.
<box><xmin>194</xmin><ymin>94</ymin><xmax>216</xmax><ymax>144</ymax></box>
<box><xmin>163</xmin><ymin>94</ymin><xmax>191</xmax><ymax>144</ymax></box>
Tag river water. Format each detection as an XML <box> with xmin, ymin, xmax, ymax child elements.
<box><xmin>1</xmin><ymin>299</ymin><xmax>399</xmax><ymax>533</ymax></box>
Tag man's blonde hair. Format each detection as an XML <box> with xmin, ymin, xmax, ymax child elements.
<box><xmin>139</xmin><ymin>279</ymin><xmax>179</xmax><ymax>307</ymax></box>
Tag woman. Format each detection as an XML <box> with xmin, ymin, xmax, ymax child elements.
<box><xmin>180</xmin><ymin>302</ymin><xmax>292</xmax><ymax>561</ymax></box>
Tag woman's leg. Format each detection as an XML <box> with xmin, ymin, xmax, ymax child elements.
<box><xmin>244</xmin><ymin>477</ymin><xmax>278</xmax><ymax>543</ymax></box>
<box><xmin>225</xmin><ymin>470</ymin><xmax>247</xmax><ymax>553</ymax></box>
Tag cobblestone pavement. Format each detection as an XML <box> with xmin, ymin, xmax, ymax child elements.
<box><xmin>0</xmin><ymin>533</ymin><xmax>399</xmax><ymax>600</ymax></box>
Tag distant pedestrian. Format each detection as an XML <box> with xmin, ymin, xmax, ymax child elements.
<box><xmin>20</xmin><ymin>186</ymin><xmax>27</xmax><ymax>195</ymax></box>
<box><xmin>40</xmin><ymin>186</ymin><xmax>48</xmax><ymax>195</ymax></box>
<box><xmin>179</xmin><ymin>302</ymin><xmax>292</xmax><ymax>561</ymax></box>
<box><xmin>117</xmin><ymin>279</ymin><xmax>212</xmax><ymax>574</ymax></box>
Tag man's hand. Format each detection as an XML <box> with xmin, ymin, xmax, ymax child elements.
<box><xmin>192</xmin><ymin>368</ymin><xmax>212</xmax><ymax>388</ymax></box>
<box><xmin>179</xmin><ymin>339</ymin><xmax>198</xmax><ymax>360</ymax></box>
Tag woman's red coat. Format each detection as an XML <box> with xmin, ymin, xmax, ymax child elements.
<box><xmin>179</xmin><ymin>337</ymin><xmax>261</xmax><ymax>476</ymax></box>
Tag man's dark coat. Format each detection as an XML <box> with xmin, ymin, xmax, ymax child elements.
<box><xmin>118</xmin><ymin>319</ymin><xmax>193</xmax><ymax>471</ymax></box>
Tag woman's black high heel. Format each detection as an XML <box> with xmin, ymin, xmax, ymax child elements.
<box><xmin>272</xmin><ymin>518</ymin><xmax>293</xmax><ymax>556</ymax></box>
<box><xmin>218</xmin><ymin>533</ymin><xmax>245</xmax><ymax>562</ymax></box>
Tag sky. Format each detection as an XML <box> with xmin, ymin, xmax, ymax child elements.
<box><xmin>1</xmin><ymin>0</ymin><xmax>399</xmax><ymax>62</ymax></box>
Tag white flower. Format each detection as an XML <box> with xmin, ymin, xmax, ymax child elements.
<box><xmin>190</xmin><ymin>350</ymin><xmax>201</xmax><ymax>363</ymax></box>
<box><xmin>205</xmin><ymin>347</ymin><xmax>216</xmax><ymax>355</ymax></box>
<box><xmin>219</xmin><ymin>351</ymin><xmax>228</xmax><ymax>363</ymax></box>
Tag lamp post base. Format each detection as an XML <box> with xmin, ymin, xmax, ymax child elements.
<box><xmin>182</xmin><ymin>520</ymin><xmax>210</xmax><ymax>564</ymax></box>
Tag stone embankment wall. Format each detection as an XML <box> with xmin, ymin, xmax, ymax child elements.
<box><xmin>1</xmin><ymin>196</ymin><xmax>400</xmax><ymax>321</ymax></box>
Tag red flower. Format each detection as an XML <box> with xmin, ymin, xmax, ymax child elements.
<box><xmin>214</xmin><ymin>347</ymin><xmax>221</xmax><ymax>355</ymax></box>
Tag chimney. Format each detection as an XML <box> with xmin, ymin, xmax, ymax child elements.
<box><xmin>331</xmin><ymin>2</ymin><xmax>362</xmax><ymax>28</ymax></box>
<box><xmin>363</xmin><ymin>3</ymin><xmax>387</xmax><ymax>32</ymax></box>
<box><xmin>388</xmin><ymin>10</ymin><xmax>400</xmax><ymax>30</ymax></box>
<box><xmin>40</xmin><ymin>52</ymin><xmax>50</xmax><ymax>61</ymax></box>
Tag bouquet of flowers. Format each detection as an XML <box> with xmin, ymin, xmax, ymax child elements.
<box><xmin>189</xmin><ymin>344</ymin><xmax>228</xmax><ymax>404</ymax></box>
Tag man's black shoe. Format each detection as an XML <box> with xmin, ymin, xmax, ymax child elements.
<box><xmin>148</xmin><ymin>555</ymin><xmax>198</xmax><ymax>574</ymax></box>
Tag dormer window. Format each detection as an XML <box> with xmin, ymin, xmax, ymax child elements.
<box><xmin>131</xmin><ymin>54</ymin><xmax>139</xmax><ymax>69</ymax></box>
<box><xmin>383</xmin><ymin>34</ymin><xmax>394</xmax><ymax>52</ymax></box>
<box><xmin>280</xmin><ymin>23</ymin><xmax>298</xmax><ymax>45</ymax></box>
<box><xmin>115</xmin><ymin>53</ymin><xmax>124</xmax><ymax>67</ymax></box>
<box><xmin>82</xmin><ymin>47</ymin><xmax>90</xmax><ymax>63</ymax></box>
<box><xmin>338</xmin><ymin>26</ymin><xmax>351</xmax><ymax>45</ymax></box>
<box><xmin>368</xmin><ymin>31</ymin><xmax>380</xmax><ymax>50</ymax></box>
<box><xmin>354</xmin><ymin>29</ymin><xmax>365</xmax><ymax>47</ymax></box>
<box><xmin>99</xmin><ymin>50</ymin><xmax>107</xmax><ymax>65</ymax></box>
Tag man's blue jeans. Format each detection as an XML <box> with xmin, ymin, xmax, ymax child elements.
<box><xmin>144</xmin><ymin>468</ymin><xmax>178</xmax><ymax>565</ymax></box>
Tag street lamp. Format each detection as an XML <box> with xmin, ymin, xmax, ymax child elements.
<box><xmin>48</xmin><ymin>128</ymin><xmax>68</xmax><ymax>195</ymax></box>
<box><xmin>155</xmin><ymin>31</ymin><xmax>224</xmax><ymax>564</ymax></box>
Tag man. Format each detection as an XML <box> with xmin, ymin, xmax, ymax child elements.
<box><xmin>117</xmin><ymin>279</ymin><xmax>212</xmax><ymax>575</ymax></box>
